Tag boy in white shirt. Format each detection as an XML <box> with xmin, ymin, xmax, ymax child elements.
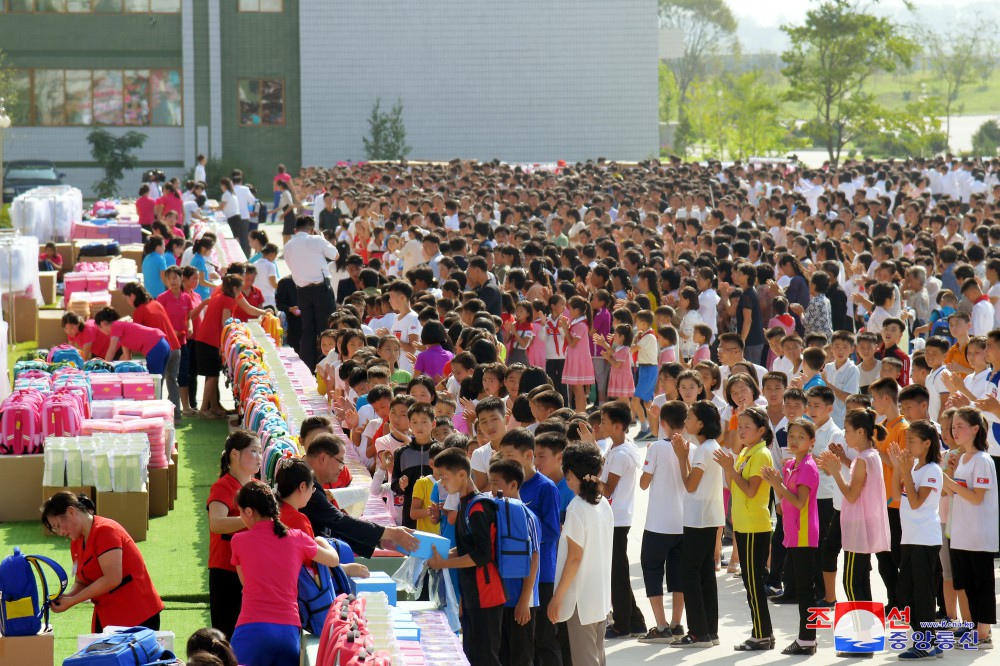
<box><xmin>600</xmin><ymin>400</ymin><xmax>647</xmax><ymax>638</ymax></box>
<box><xmin>822</xmin><ymin>331</ymin><xmax>861</xmax><ymax>428</ymax></box>
<box><xmin>638</xmin><ymin>401</ymin><xmax>690</xmax><ymax>644</ymax></box>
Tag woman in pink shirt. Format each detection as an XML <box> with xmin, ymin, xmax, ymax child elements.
<box><xmin>136</xmin><ymin>183</ymin><xmax>156</xmax><ymax>228</ymax></box>
<box><xmin>154</xmin><ymin>182</ymin><xmax>185</xmax><ymax>225</ymax></box>
<box><xmin>94</xmin><ymin>307</ymin><xmax>170</xmax><ymax>376</ymax></box>
<box><xmin>230</xmin><ymin>480</ymin><xmax>339</xmax><ymax>666</ymax></box>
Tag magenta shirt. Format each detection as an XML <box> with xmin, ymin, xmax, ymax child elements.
<box><xmin>155</xmin><ymin>289</ymin><xmax>195</xmax><ymax>344</ymax></box>
<box><xmin>231</xmin><ymin>521</ymin><xmax>317</xmax><ymax>627</ymax></box>
<box><xmin>781</xmin><ymin>455</ymin><xmax>820</xmax><ymax>548</ymax></box>
<box><xmin>110</xmin><ymin>319</ymin><xmax>165</xmax><ymax>355</ymax></box>
<box><xmin>591</xmin><ymin>308</ymin><xmax>611</xmax><ymax>356</ymax></box>
<box><xmin>414</xmin><ymin>344</ymin><xmax>454</xmax><ymax>381</ymax></box>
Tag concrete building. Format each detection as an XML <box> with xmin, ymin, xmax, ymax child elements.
<box><xmin>0</xmin><ymin>0</ymin><xmax>657</xmax><ymax>198</ymax></box>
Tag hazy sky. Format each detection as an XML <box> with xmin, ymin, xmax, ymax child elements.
<box><xmin>731</xmin><ymin>0</ymin><xmax>984</xmax><ymax>27</ymax></box>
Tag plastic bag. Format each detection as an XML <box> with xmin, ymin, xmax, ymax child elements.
<box><xmin>391</xmin><ymin>556</ymin><xmax>426</xmax><ymax>595</ymax></box>
<box><xmin>427</xmin><ymin>568</ymin><xmax>461</xmax><ymax>632</ymax></box>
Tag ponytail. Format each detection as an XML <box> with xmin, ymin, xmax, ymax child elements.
<box><xmin>220</xmin><ymin>429</ymin><xmax>259</xmax><ymax>478</ymax></box>
<box><xmin>845</xmin><ymin>408</ymin><xmax>884</xmax><ymax>443</ymax></box>
<box><xmin>41</xmin><ymin>491</ymin><xmax>96</xmax><ymax>533</ymax></box>
<box><xmin>274</xmin><ymin>458</ymin><xmax>314</xmax><ymax>500</ymax></box>
<box><xmin>740</xmin><ymin>406</ymin><xmax>774</xmax><ymax>447</ymax></box>
<box><xmin>236</xmin><ymin>480</ymin><xmax>288</xmax><ymax>538</ymax></box>
<box><xmin>561</xmin><ymin>442</ymin><xmax>604</xmax><ymax>505</ymax></box>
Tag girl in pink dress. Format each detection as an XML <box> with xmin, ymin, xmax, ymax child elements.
<box><xmin>602</xmin><ymin>325</ymin><xmax>635</xmax><ymax>399</ymax></box>
<box><xmin>657</xmin><ymin>325</ymin><xmax>679</xmax><ymax>365</ymax></box>
<box><xmin>528</xmin><ymin>305</ymin><xmax>547</xmax><ymax>369</ymax></box>
<box><xmin>818</xmin><ymin>408</ymin><xmax>890</xmax><ymax>618</ymax></box>
<box><xmin>562</xmin><ymin>295</ymin><xmax>595</xmax><ymax>412</ymax></box>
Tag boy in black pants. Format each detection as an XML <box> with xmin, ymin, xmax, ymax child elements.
<box><xmin>428</xmin><ymin>449</ymin><xmax>506</xmax><ymax>666</ymax></box>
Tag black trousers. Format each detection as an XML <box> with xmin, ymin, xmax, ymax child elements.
<box><xmin>735</xmin><ymin>531</ymin><xmax>772</xmax><ymax>639</ymax></box>
<box><xmin>788</xmin><ymin>548</ymin><xmax>818</xmax><ymax>641</ymax></box>
<box><xmin>875</xmin><ymin>507</ymin><xmax>902</xmax><ymax>609</ymax></box>
<box><xmin>463</xmin><ymin>605</ymin><xmax>503</xmax><ymax>666</ymax></box>
<box><xmin>209</xmin><ymin>568</ymin><xmax>243</xmax><ymax>641</ymax></box>
<box><xmin>950</xmin><ymin>548</ymin><xmax>997</xmax><ymax>625</ymax></box>
<box><xmin>898</xmin><ymin>544</ymin><xmax>940</xmax><ymax>637</ymax></box>
<box><xmin>821</xmin><ymin>509</ymin><xmax>842</xmax><ymax>573</ymax></box>
<box><xmin>546</xmin><ymin>359</ymin><xmax>569</xmax><ymax>407</ymax></box>
<box><xmin>296</xmin><ymin>281</ymin><xmax>335</xmax><ymax>372</ymax></box>
<box><xmin>534</xmin><ymin>582</ymin><xmax>562</xmax><ymax>665</ymax></box>
<box><xmin>500</xmin><ymin>606</ymin><xmax>536</xmax><ymax>666</ymax></box>
<box><xmin>843</xmin><ymin>551</ymin><xmax>873</xmax><ymax>602</ymax></box>
<box><xmin>681</xmin><ymin>525</ymin><xmax>719</xmax><ymax>639</ymax></box>
<box><xmin>815</xmin><ymin>498</ymin><xmax>835</xmax><ymax>595</ymax></box>
<box><xmin>766</xmin><ymin>513</ymin><xmax>787</xmax><ymax>589</ymax></box>
<box><xmin>610</xmin><ymin>525</ymin><xmax>645</xmax><ymax>633</ymax></box>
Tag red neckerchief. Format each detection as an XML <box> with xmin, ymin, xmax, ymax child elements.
<box><xmin>546</xmin><ymin>316</ymin><xmax>567</xmax><ymax>354</ymax></box>
<box><xmin>976</xmin><ymin>295</ymin><xmax>991</xmax><ymax>304</ymax></box>
<box><xmin>633</xmin><ymin>329</ymin><xmax>654</xmax><ymax>363</ymax></box>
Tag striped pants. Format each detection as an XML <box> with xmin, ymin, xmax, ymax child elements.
<box><xmin>843</xmin><ymin>551</ymin><xmax>873</xmax><ymax>602</ymax></box>
<box><xmin>735</xmin><ymin>531</ymin><xmax>773</xmax><ymax>639</ymax></box>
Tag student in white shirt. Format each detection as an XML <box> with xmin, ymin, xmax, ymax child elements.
<box><xmin>255</xmin><ymin>244</ymin><xmax>279</xmax><ymax>308</ymax></box>
<box><xmin>193</xmin><ymin>154</ymin><xmax>206</xmax><ymax>184</ymax></box>
<box><xmin>823</xmin><ymin>331</ymin><xmax>861</xmax><ymax>428</ymax></box>
<box><xmin>385</xmin><ymin>281</ymin><xmax>422</xmax><ymax>374</ymax></box>
<box><xmin>638</xmin><ymin>401</ymin><xmax>692</xmax><ymax>644</ymax></box>
<box><xmin>671</xmin><ymin>401</ymin><xmax>725</xmax><ymax>648</ymax></box>
<box><xmin>599</xmin><ymin>401</ymin><xmax>647</xmax><ymax>638</ymax></box>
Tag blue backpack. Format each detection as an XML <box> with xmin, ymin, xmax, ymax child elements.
<box><xmin>114</xmin><ymin>361</ymin><xmax>147</xmax><ymax>373</ymax></box>
<box><xmin>297</xmin><ymin>539</ymin><xmax>357</xmax><ymax>634</ymax></box>
<box><xmin>63</xmin><ymin>626</ymin><xmax>176</xmax><ymax>666</ymax></box>
<box><xmin>0</xmin><ymin>547</ymin><xmax>68</xmax><ymax>637</ymax></box>
<box><xmin>465</xmin><ymin>493</ymin><xmax>535</xmax><ymax>579</ymax></box>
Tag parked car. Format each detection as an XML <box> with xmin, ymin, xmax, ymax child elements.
<box><xmin>2</xmin><ymin>160</ymin><xmax>66</xmax><ymax>203</ymax></box>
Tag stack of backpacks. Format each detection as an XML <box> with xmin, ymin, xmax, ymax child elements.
<box><xmin>315</xmin><ymin>594</ymin><xmax>393</xmax><ymax>666</ymax></box>
<box><xmin>3</xmin><ymin>352</ymin><xmax>92</xmax><ymax>455</ymax></box>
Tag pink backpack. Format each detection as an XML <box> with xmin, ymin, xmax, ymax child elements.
<box><xmin>1</xmin><ymin>390</ymin><xmax>45</xmax><ymax>455</ymax></box>
<box><xmin>41</xmin><ymin>393</ymin><xmax>84</xmax><ymax>439</ymax></box>
<box><xmin>53</xmin><ymin>385</ymin><xmax>91</xmax><ymax>419</ymax></box>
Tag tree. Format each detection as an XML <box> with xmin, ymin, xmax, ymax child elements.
<box><xmin>0</xmin><ymin>50</ymin><xmax>23</xmax><ymax>123</ymax></box>
<box><xmin>917</xmin><ymin>19</ymin><xmax>998</xmax><ymax>145</ymax></box>
<box><xmin>658</xmin><ymin>0</ymin><xmax>738</xmax><ymax>105</ymax></box>
<box><xmin>87</xmin><ymin>129</ymin><xmax>147</xmax><ymax>199</ymax></box>
<box><xmin>362</xmin><ymin>98</ymin><xmax>411</xmax><ymax>161</ymax></box>
<box><xmin>781</xmin><ymin>0</ymin><xmax>918</xmax><ymax>166</ymax></box>
<box><xmin>659</xmin><ymin>62</ymin><xmax>678</xmax><ymax>123</ymax></box>
<box><xmin>972</xmin><ymin>119</ymin><xmax>1000</xmax><ymax>156</ymax></box>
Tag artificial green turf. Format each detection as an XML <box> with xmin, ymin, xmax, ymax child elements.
<box><xmin>0</xmin><ymin>417</ymin><xmax>230</xmax><ymax>664</ymax></box>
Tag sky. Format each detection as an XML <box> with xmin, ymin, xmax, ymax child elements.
<box><xmin>730</xmin><ymin>0</ymin><xmax>997</xmax><ymax>52</ymax></box>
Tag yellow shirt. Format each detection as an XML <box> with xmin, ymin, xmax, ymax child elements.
<box><xmin>412</xmin><ymin>475</ymin><xmax>440</xmax><ymax>535</ymax></box>
<box><xmin>731</xmin><ymin>441</ymin><xmax>773</xmax><ymax>533</ymax></box>
<box><xmin>876</xmin><ymin>416</ymin><xmax>908</xmax><ymax>510</ymax></box>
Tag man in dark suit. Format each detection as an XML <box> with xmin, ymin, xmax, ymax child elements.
<box><xmin>336</xmin><ymin>254</ymin><xmax>364</xmax><ymax>304</ymax></box>
<box><xmin>467</xmin><ymin>256</ymin><xmax>501</xmax><ymax>317</ymax></box>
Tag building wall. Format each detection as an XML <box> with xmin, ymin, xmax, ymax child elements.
<box><xmin>299</xmin><ymin>0</ymin><xmax>658</xmax><ymax>166</ymax></box>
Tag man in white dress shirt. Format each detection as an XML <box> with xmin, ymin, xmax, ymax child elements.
<box><xmin>284</xmin><ymin>216</ymin><xmax>339</xmax><ymax>371</ymax></box>
<box><xmin>231</xmin><ymin>170</ymin><xmax>256</xmax><ymax>257</ymax></box>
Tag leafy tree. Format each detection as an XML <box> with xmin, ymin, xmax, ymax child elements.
<box><xmin>917</xmin><ymin>19</ymin><xmax>998</xmax><ymax>145</ymax></box>
<box><xmin>781</xmin><ymin>0</ymin><xmax>918</xmax><ymax>166</ymax></box>
<box><xmin>659</xmin><ymin>62</ymin><xmax>678</xmax><ymax>123</ymax></box>
<box><xmin>87</xmin><ymin>129</ymin><xmax>147</xmax><ymax>199</ymax></box>
<box><xmin>855</xmin><ymin>98</ymin><xmax>947</xmax><ymax>158</ymax></box>
<box><xmin>972</xmin><ymin>119</ymin><xmax>1000</xmax><ymax>157</ymax></box>
<box><xmin>362</xmin><ymin>98</ymin><xmax>411</xmax><ymax>161</ymax></box>
<box><xmin>658</xmin><ymin>0</ymin><xmax>738</xmax><ymax>105</ymax></box>
<box><xmin>0</xmin><ymin>50</ymin><xmax>23</xmax><ymax>123</ymax></box>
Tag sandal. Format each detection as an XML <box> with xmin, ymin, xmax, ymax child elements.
<box><xmin>726</xmin><ymin>563</ymin><xmax>741</xmax><ymax>575</ymax></box>
<box><xmin>734</xmin><ymin>636</ymin><xmax>775</xmax><ymax>651</ymax></box>
<box><xmin>198</xmin><ymin>410</ymin><xmax>222</xmax><ymax>420</ymax></box>
<box><xmin>781</xmin><ymin>641</ymin><xmax>816</xmax><ymax>656</ymax></box>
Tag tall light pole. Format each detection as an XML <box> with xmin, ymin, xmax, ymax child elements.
<box><xmin>0</xmin><ymin>98</ymin><xmax>10</xmax><ymax>203</ymax></box>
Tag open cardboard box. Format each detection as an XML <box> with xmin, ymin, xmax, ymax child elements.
<box><xmin>0</xmin><ymin>630</ymin><xmax>54</xmax><ymax>665</ymax></box>
<box><xmin>148</xmin><ymin>467</ymin><xmax>170</xmax><ymax>518</ymax></box>
<box><xmin>96</xmin><ymin>488</ymin><xmax>149</xmax><ymax>542</ymax></box>
<box><xmin>37</xmin><ymin>309</ymin><xmax>67</xmax><ymax>350</ymax></box>
<box><xmin>0</xmin><ymin>455</ymin><xmax>45</xmax><ymax>522</ymax></box>
<box><xmin>38</xmin><ymin>271</ymin><xmax>58</xmax><ymax>305</ymax></box>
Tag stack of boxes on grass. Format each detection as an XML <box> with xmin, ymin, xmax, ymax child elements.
<box><xmin>0</xmin><ymin>352</ymin><xmax>177</xmax><ymax>541</ymax></box>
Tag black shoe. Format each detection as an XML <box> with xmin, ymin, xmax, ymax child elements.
<box><xmin>710</xmin><ymin>634</ymin><xmax>720</xmax><ymax>645</ymax></box>
<box><xmin>734</xmin><ymin>636</ymin><xmax>775</xmax><ymax>651</ymax></box>
<box><xmin>605</xmin><ymin>626</ymin><xmax>630</xmax><ymax>640</ymax></box>
<box><xmin>836</xmin><ymin>651</ymin><xmax>873</xmax><ymax>659</ymax></box>
<box><xmin>770</xmin><ymin>594</ymin><xmax>798</xmax><ymax>604</ymax></box>
<box><xmin>670</xmin><ymin>635</ymin><xmax>713</xmax><ymax>648</ymax></box>
<box><xmin>782</xmin><ymin>642</ymin><xmax>817</xmax><ymax>656</ymax></box>
<box><xmin>629</xmin><ymin>626</ymin><xmax>648</xmax><ymax>638</ymax></box>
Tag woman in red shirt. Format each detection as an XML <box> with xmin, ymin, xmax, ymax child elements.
<box><xmin>63</xmin><ymin>312</ymin><xmax>111</xmax><ymax>361</ymax></box>
<box><xmin>42</xmin><ymin>492</ymin><xmax>163</xmax><ymax>632</ymax></box>
<box><xmin>207</xmin><ymin>430</ymin><xmax>262</xmax><ymax>640</ymax></box>
<box><xmin>233</xmin><ymin>264</ymin><xmax>265</xmax><ymax>323</ymax></box>
<box><xmin>191</xmin><ymin>274</ymin><xmax>266</xmax><ymax>418</ymax></box>
<box><xmin>154</xmin><ymin>182</ymin><xmax>185</xmax><ymax>224</ymax></box>
<box><xmin>136</xmin><ymin>183</ymin><xmax>156</xmax><ymax>228</ymax></box>
<box><xmin>124</xmin><ymin>282</ymin><xmax>183</xmax><ymax>423</ymax></box>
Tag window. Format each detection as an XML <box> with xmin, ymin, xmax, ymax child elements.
<box><xmin>3</xmin><ymin>0</ymin><xmax>178</xmax><ymax>11</ymax></box>
<box><xmin>8</xmin><ymin>71</ymin><xmax>31</xmax><ymax>126</ymax></box>
<box><xmin>21</xmin><ymin>68</ymin><xmax>181</xmax><ymax>126</ymax></box>
<box><xmin>238</xmin><ymin>0</ymin><xmax>281</xmax><ymax>11</ymax></box>
<box><xmin>238</xmin><ymin>78</ymin><xmax>284</xmax><ymax>126</ymax></box>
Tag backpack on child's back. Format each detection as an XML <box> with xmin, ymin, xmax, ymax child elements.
<box><xmin>464</xmin><ymin>492</ymin><xmax>535</xmax><ymax>578</ymax></box>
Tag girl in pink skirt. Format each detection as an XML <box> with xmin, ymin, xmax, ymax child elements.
<box><xmin>595</xmin><ymin>324</ymin><xmax>635</xmax><ymax>399</ymax></box>
<box><xmin>562</xmin><ymin>295</ymin><xmax>595</xmax><ymax>411</ymax></box>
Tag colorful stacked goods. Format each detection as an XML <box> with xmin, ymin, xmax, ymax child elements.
<box><xmin>314</xmin><ymin>593</ymin><xmax>395</xmax><ymax>666</ymax></box>
<box><xmin>86</xmin><ymin>399</ymin><xmax>174</xmax><ymax>469</ymax></box>
<box><xmin>43</xmin><ymin>433</ymin><xmax>150</xmax><ymax>492</ymax></box>
<box><xmin>407</xmin><ymin>609</ymin><xmax>470</xmax><ymax>666</ymax></box>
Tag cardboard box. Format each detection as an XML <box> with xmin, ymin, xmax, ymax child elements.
<box><xmin>96</xmin><ymin>489</ymin><xmax>148</xmax><ymax>542</ymax></box>
<box><xmin>168</xmin><ymin>460</ymin><xmax>176</xmax><ymax>510</ymax></box>
<box><xmin>38</xmin><ymin>271</ymin><xmax>58</xmax><ymax>305</ymax></box>
<box><xmin>56</xmin><ymin>241</ymin><xmax>75</xmax><ymax>278</ymax></box>
<box><xmin>41</xmin><ymin>486</ymin><xmax>96</xmax><ymax>536</ymax></box>
<box><xmin>37</xmin><ymin>309</ymin><xmax>67</xmax><ymax>350</ymax></box>
<box><xmin>0</xmin><ymin>630</ymin><xmax>54</xmax><ymax>666</ymax></box>
<box><xmin>0</xmin><ymin>455</ymin><xmax>45</xmax><ymax>522</ymax></box>
<box><xmin>110</xmin><ymin>289</ymin><xmax>135</xmax><ymax>317</ymax></box>
<box><xmin>171</xmin><ymin>452</ymin><xmax>178</xmax><ymax>501</ymax></box>
<box><xmin>1</xmin><ymin>294</ymin><xmax>38</xmax><ymax>344</ymax></box>
<box><xmin>148</xmin><ymin>467</ymin><xmax>170</xmax><ymax>518</ymax></box>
